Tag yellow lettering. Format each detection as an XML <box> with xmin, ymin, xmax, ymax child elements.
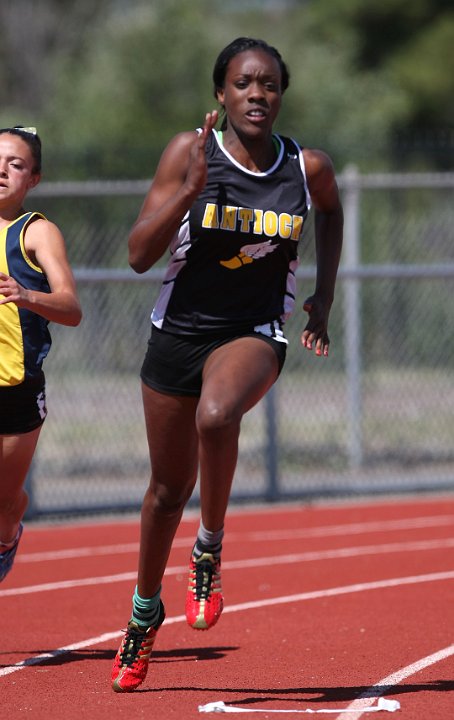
<box><xmin>263</xmin><ymin>210</ymin><xmax>278</xmax><ymax>237</ymax></box>
<box><xmin>202</xmin><ymin>203</ymin><xmax>219</xmax><ymax>229</ymax></box>
<box><xmin>203</xmin><ymin>204</ymin><xmax>304</xmax><ymax>241</ymax></box>
<box><xmin>291</xmin><ymin>215</ymin><xmax>303</xmax><ymax>241</ymax></box>
<box><xmin>238</xmin><ymin>207</ymin><xmax>254</xmax><ymax>233</ymax></box>
<box><xmin>279</xmin><ymin>213</ymin><xmax>292</xmax><ymax>239</ymax></box>
<box><xmin>220</xmin><ymin>206</ymin><xmax>237</xmax><ymax>230</ymax></box>
<box><xmin>253</xmin><ymin>209</ymin><xmax>263</xmax><ymax>234</ymax></box>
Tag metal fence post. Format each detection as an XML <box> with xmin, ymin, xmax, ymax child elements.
<box><xmin>342</xmin><ymin>165</ymin><xmax>363</xmax><ymax>469</ymax></box>
<box><xmin>24</xmin><ymin>463</ymin><xmax>37</xmax><ymax>520</ymax></box>
<box><xmin>264</xmin><ymin>384</ymin><xmax>279</xmax><ymax>500</ymax></box>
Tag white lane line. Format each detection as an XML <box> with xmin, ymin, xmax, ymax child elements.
<box><xmin>242</xmin><ymin>515</ymin><xmax>454</xmax><ymax>541</ymax></box>
<box><xmin>0</xmin><ymin>631</ymin><xmax>124</xmax><ymax>677</ymax></box>
<box><xmin>17</xmin><ymin>543</ymin><xmax>140</xmax><ymax>563</ymax></box>
<box><xmin>0</xmin><ymin>571</ymin><xmax>137</xmax><ymax>596</ymax></box>
<box><xmin>1</xmin><ymin>570</ymin><xmax>453</xmax><ymax>679</ymax></box>
<box><xmin>219</xmin><ymin>570</ymin><xmax>454</xmax><ymax>614</ymax></box>
<box><xmin>3</xmin><ymin>538</ymin><xmax>454</xmax><ymax>598</ymax></box>
<box><xmin>336</xmin><ymin>643</ymin><xmax>454</xmax><ymax>719</ymax></box>
<box><xmin>17</xmin><ymin>515</ymin><xmax>454</xmax><ymax>564</ymax></box>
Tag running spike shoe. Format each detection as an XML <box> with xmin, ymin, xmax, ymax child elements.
<box><xmin>111</xmin><ymin>601</ymin><xmax>165</xmax><ymax>693</ymax></box>
<box><xmin>0</xmin><ymin>523</ymin><xmax>23</xmax><ymax>583</ymax></box>
<box><xmin>185</xmin><ymin>551</ymin><xmax>223</xmax><ymax>630</ymax></box>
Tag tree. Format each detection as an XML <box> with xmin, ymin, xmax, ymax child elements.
<box><xmin>0</xmin><ymin>0</ymin><xmax>112</xmax><ymax>115</ymax></box>
<box><xmin>45</xmin><ymin>0</ymin><xmax>222</xmax><ymax>178</ymax></box>
<box><xmin>1</xmin><ymin>0</ymin><xmax>451</xmax><ymax>177</ymax></box>
<box><xmin>302</xmin><ymin>0</ymin><xmax>454</xmax><ymax>168</ymax></box>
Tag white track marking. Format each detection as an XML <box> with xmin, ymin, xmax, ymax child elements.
<box><xmin>0</xmin><ymin>631</ymin><xmax>124</xmax><ymax>677</ymax></box>
<box><xmin>218</xmin><ymin>570</ymin><xmax>454</xmax><ymax>614</ymax></box>
<box><xmin>199</xmin><ymin>697</ymin><xmax>400</xmax><ymax>713</ymax></box>
<box><xmin>17</xmin><ymin>543</ymin><xmax>140</xmax><ymax>563</ymax></box>
<box><xmin>1</xmin><ymin>570</ymin><xmax>453</xmax><ymax>679</ymax></box>
<box><xmin>0</xmin><ymin>571</ymin><xmax>137</xmax><ymax>597</ymax></box>
<box><xmin>335</xmin><ymin>644</ymin><xmax>454</xmax><ymax>719</ymax></box>
<box><xmin>223</xmin><ymin>538</ymin><xmax>454</xmax><ymax>570</ymax></box>
<box><xmin>3</xmin><ymin>537</ymin><xmax>454</xmax><ymax>598</ymax></box>
<box><xmin>240</xmin><ymin>515</ymin><xmax>454</xmax><ymax>541</ymax></box>
<box><xmin>16</xmin><ymin>515</ymin><xmax>454</xmax><ymax>564</ymax></box>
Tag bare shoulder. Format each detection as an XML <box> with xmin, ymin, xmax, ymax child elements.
<box><xmin>138</xmin><ymin>129</ymin><xmax>201</xmax><ymax>214</ymax></box>
<box><xmin>155</xmin><ymin>129</ymin><xmax>199</xmax><ymax>179</ymax></box>
<box><xmin>23</xmin><ymin>217</ymin><xmax>67</xmax><ymax>263</ymax></box>
<box><xmin>162</xmin><ymin>129</ymin><xmax>199</xmax><ymax>154</ymax></box>
<box><xmin>302</xmin><ymin>148</ymin><xmax>335</xmax><ymax>181</ymax></box>
<box><xmin>302</xmin><ymin>148</ymin><xmax>341</xmax><ymax>212</ymax></box>
<box><xmin>25</xmin><ymin>217</ymin><xmax>64</xmax><ymax>245</ymax></box>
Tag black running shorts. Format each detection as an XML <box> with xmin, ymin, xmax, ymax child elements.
<box><xmin>0</xmin><ymin>371</ymin><xmax>47</xmax><ymax>434</ymax></box>
<box><xmin>140</xmin><ymin>326</ymin><xmax>287</xmax><ymax>397</ymax></box>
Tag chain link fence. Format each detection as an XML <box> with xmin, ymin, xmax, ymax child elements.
<box><xmin>24</xmin><ymin>170</ymin><xmax>454</xmax><ymax>516</ymax></box>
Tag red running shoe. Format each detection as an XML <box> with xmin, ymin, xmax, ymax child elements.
<box><xmin>185</xmin><ymin>551</ymin><xmax>223</xmax><ymax>630</ymax></box>
<box><xmin>111</xmin><ymin>601</ymin><xmax>165</xmax><ymax>693</ymax></box>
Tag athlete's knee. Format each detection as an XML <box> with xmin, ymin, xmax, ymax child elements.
<box><xmin>144</xmin><ymin>478</ymin><xmax>195</xmax><ymax>518</ymax></box>
<box><xmin>196</xmin><ymin>398</ymin><xmax>241</xmax><ymax>437</ymax></box>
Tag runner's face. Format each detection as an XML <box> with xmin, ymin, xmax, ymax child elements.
<box><xmin>217</xmin><ymin>49</ymin><xmax>283</xmax><ymax>138</ymax></box>
<box><xmin>0</xmin><ymin>134</ymin><xmax>39</xmax><ymax>209</ymax></box>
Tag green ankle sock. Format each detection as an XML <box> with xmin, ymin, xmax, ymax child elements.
<box><xmin>131</xmin><ymin>585</ymin><xmax>161</xmax><ymax>628</ymax></box>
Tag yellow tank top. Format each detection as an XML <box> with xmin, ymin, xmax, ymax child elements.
<box><xmin>0</xmin><ymin>212</ymin><xmax>51</xmax><ymax>386</ymax></box>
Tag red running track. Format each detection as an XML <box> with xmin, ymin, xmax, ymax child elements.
<box><xmin>1</xmin><ymin>495</ymin><xmax>453</xmax><ymax>719</ymax></box>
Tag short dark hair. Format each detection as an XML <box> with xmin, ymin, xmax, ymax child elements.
<box><xmin>212</xmin><ymin>37</ymin><xmax>290</xmax><ymax>97</ymax></box>
<box><xmin>0</xmin><ymin>126</ymin><xmax>42</xmax><ymax>173</ymax></box>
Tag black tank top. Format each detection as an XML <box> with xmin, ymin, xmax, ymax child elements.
<box><xmin>151</xmin><ymin>130</ymin><xmax>311</xmax><ymax>336</ymax></box>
